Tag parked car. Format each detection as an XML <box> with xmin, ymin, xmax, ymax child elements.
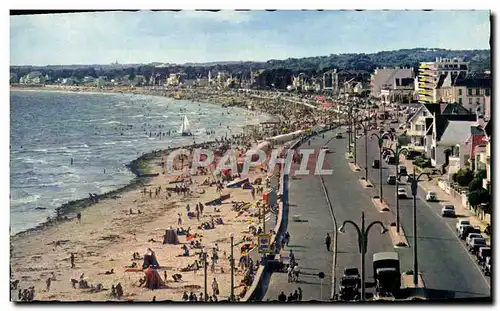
<box><xmin>460</xmin><ymin>226</ymin><xmax>481</xmax><ymax>240</ymax></box>
<box><xmin>343</xmin><ymin>267</ymin><xmax>360</xmax><ymax>279</ymax></box>
<box><xmin>386</xmin><ymin>156</ymin><xmax>396</xmax><ymax>165</ymax></box>
<box><xmin>336</xmin><ymin>133</ymin><xmax>343</xmax><ymax>139</ymax></box>
<box><xmin>441</xmin><ymin>205</ymin><xmax>455</xmax><ymax>217</ymax></box>
<box><xmin>469</xmin><ymin>238</ymin><xmax>487</xmax><ymax>255</ymax></box>
<box><xmin>321</xmin><ymin>146</ymin><xmax>330</xmax><ymax>153</ymax></box>
<box><xmin>425</xmin><ymin>191</ymin><xmax>438</xmax><ymax>202</ymax></box>
<box><xmin>397</xmin><ymin>188</ymin><xmax>408</xmax><ymax>199</ymax></box>
<box><xmin>387</xmin><ymin>175</ymin><xmax>397</xmax><ymax>185</ymax></box>
<box><xmin>466</xmin><ymin>232</ymin><xmax>484</xmax><ymax>246</ymax></box>
<box><xmin>372</xmin><ymin>160</ymin><xmax>380</xmax><ymax>169</ymax></box>
<box><xmin>398</xmin><ymin>165</ymin><xmax>408</xmax><ymax>177</ymax></box>
<box><xmin>482</xmin><ymin>256</ymin><xmax>491</xmax><ymax>276</ymax></box>
<box><xmin>456</xmin><ymin>219</ymin><xmax>471</xmax><ymax>232</ymax></box>
<box><xmin>405</xmin><ymin>151</ymin><xmax>422</xmax><ymax>160</ymax></box>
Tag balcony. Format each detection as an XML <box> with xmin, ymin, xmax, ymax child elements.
<box><xmin>406</xmin><ymin>129</ymin><xmax>427</xmax><ymax>137</ymax></box>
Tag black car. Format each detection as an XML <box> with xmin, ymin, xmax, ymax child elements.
<box><xmin>387</xmin><ymin>175</ymin><xmax>397</xmax><ymax>185</ymax></box>
<box><xmin>343</xmin><ymin>267</ymin><xmax>360</xmax><ymax>278</ymax></box>
<box><xmin>460</xmin><ymin>226</ymin><xmax>481</xmax><ymax>240</ymax></box>
<box><xmin>386</xmin><ymin>156</ymin><xmax>396</xmax><ymax>165</ymax></box>
<box><xmin>372</xmin><ymin>160</ymin><xmax>380</xmax><ymax>169</ymax></box>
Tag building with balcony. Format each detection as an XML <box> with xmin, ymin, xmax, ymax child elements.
<box><xmin>417</xmin><ymin>57</ymin><xmax>469</xmax><ymax>103</ymax></box>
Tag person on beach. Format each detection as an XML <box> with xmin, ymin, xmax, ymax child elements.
<box><xmin>70</xmin><ymin>253</ymin><xmax>75</xmax><ymax>268</ymax></box>
<box><xmin>77</xmin><ymin>212</ymin><xmax>81</xmax><ymax>223</ymax></box>
<box><xmin>177</xmin><ymin>213</ymin><xmax>182</xmax><ymax>226</ymax></box>
<box><xmin>298</xmin><ymin>287</ymin><xmax>303</xmax><ymax>301</ymax></box>
<box><xmin>211</xmin><ymin>278</ymin><xmax>219</xmax><ymax>297</ymax></box>
<box><xmin>46</xmin><ymin>277</ymin><xmax>51</xmax><ymax>291</ymax></box>
<box><xmin>325</xmin><ymin>233</ymin><xmax>332</xmax><ymax>252</ymax></box>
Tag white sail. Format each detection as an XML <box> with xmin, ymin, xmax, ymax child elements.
<box><xmin>183</xmin><ymin>116</ymin><xmax>190</xmax><ymax>131</ymax></box>
<box><xmin>179</xmin><ymin>115</ymin><xmax>191</xmax><ymax>135</ymax></box>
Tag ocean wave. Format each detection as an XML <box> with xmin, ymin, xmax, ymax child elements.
<box><xmin>10</xmin><ymin>194</ymin><xmax>41</xmax><ymax>205</ymax></box>
<box><xmin>89</xmin><ymin>118</ymin><xmax>107</xmax><ymax>122</ymax></box>
<box><xmin>103</xmin><ymin>121</ymin><xmax>123</xmax><ymax>125</ymax></box>
<box><xmin>19</xmin><ymin>157</ymin><xmax>49</xmax><ymax>165</ymax></box>
<box><xmin>130</xmin><ymin>115</ymin><xmax>144</xmax><ymax>118</ymax></box>
<box><xmin>68</xmin><ymin>144</ymin><xmax>89</xmax><ymax>149</ymax></box>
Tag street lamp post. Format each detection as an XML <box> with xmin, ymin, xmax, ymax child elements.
<box><xmin>409</xmin><ymin>167</ymin><xmax>432</xmax><ymax>287</ymax></box>
<box><xmin>338</xmin><ymin>212</ymin><xmax>388</xmax><ymax>301</ymax></box>
<box><xmin>370</xmin><ymin>131</ymin><xmax>390</xmax><ymax>203</ymax></box>
<box><xmin>202</xmin><ymin>247</ymin><xmax>208</xmax><ymax>301</ymax></box>
<box><xmin>230</xmin><ymin>233</ymin><xmax>235</xmax><ymax>301</ymax></box>
<box><xmin>382</xmin><ymin>142</ymin><xmax>407</xmax><ymax>234</ymax></box>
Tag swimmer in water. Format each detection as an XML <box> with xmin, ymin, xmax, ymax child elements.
<box><xmin>71</xmin><ymin>158</ymin><xmax>74</xmax><ymax>165</ymax></box>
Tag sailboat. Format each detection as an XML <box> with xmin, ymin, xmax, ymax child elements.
<box><xmin>179</xmin><ymin>115</ymin><xmax>193</xmax><ymax>136</ymax></box>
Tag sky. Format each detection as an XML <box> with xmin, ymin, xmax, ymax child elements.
<box><xmin>10</xmin><ymin>10</ymin><xmax>491</xmax><ymax>66</ymax></box>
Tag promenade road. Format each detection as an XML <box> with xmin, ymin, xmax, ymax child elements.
<box><xmin>262</xmin><ymin>131</ymin><xmax>338</xmax><ymax>301</ymax></box>
<box><xmin>354</xmin><ymin>129</ymin><xmax>491</xmax><ymax>299</ymax></box>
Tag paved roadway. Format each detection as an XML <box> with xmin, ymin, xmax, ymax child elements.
<box><xmin>260</xmin><ymin>122</ymin><xmax>491</xmax><ymax>301</ymax></box>
<box><xmin>353</xmin><ymin>125</ymin><xmax>491</xmax><ymax>299</ymax></box>
<box><xmin>322</xmin><ymin>128</ymin><xmax>397</xmax><ymax>299</ymax></box>
<box><xmin>262</xmin><ymin>131</ymin><xmax>338</xmax><ymax>301</ymax></box>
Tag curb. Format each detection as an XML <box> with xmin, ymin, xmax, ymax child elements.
<box><xmin>348</xmin><ymin>162</ymin><xmax>362</xmax><ymax>172</ymax></box>
<box><xmin>388</xmin><ymin>224</ymin><xmax>409</xmax><ymax>248</ymax></box>
<box><xmin>401</xmin><ymin>272</ymin><xmax>426</xmax><ymax>289</ymax></box>
<box><xmin>371</xmin><ymin>197</ymin><xmax>390</xmax><ymax>212</ymax></box>
<box><xmin>359</xmin><ymin>179</ymin><xmax>374</xmax><ymax>188</ymax></box>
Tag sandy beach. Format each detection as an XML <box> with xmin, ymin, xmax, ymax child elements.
<box><xmin>10</xmin><ymin>137</ymin><xmax>279</xmax><ymax>302</ymax></box>
<box><xmin>10</xmin><ymin>85</ymin><xmax>332</xmax><ymax>302</ymax></box>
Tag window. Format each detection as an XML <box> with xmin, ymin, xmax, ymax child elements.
<box><xmin>468</xmin><ymin>88</ymin><xmax>473</xmax><ymax>96</ymax></box>
<box><xmin>469</xmin><ymin>98</ymin><xmax>473</xmax><ymax>106</ymax></box>
<box><xmin>476</xmin><ymin>89</ymin><xmax>480</xmax><ymax>96</ymax></box>
<box><xmin>458</xmin><ymin>89</ymin><xmax>462</xmax><ymax>96</ymax></box>
<box><xmin>459</xmin><ymin>97</ymin><xmax>463</xmax><ymax>105</ymax></box>
<box><xmin>486</xmin><ymin>89</ymin><xmax>490</xmax><ymax>96</ymax></box>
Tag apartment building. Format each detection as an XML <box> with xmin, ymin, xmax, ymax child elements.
<box><xmin>417</xmin><ymin>57</ymin><xmax>469</xmax><ymax>103</ymax></box>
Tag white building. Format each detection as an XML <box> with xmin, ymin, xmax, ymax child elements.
<box><xmin>370</xmin><ymin>67</ymin><xmax>414</xmax><ymax>99</ymax></box>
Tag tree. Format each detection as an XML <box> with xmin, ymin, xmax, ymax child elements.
<box><xmin>467</xmin><ymin>189</ymin><xmax>490</xmax><ymax>209</ymax></box>
<box><xmin>468</xmin><ymin>178</ymin><xmax>483</xmax><ymax>192</ymax></box>
<box><xmin>474</xmin><ymin>169</ymin><xmax>486</xmax><ymax>180</ymax></box>
<box><xmin>452</xmin><ymin>169</ymin><xmax>474</xmax><ymax>187</ymax></box>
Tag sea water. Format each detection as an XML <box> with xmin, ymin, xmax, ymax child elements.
<box><xmin>10</xmin><ymin>90</ymin><xmax>266</xmax><ymax>234</ymax></box>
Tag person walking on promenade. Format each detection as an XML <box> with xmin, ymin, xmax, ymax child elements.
<box><xmin>278</xmin><ymin>291</ymin><xmax>287</xmax><ymax>302</ymax></box>
<box><xmin>325</xmin><ymin>233</ymin><xmax>332</xmax><ymax>252</ymax></box>
<box><xmin>284</xmin><ymin>231</ymin><xmax>291</xmax><ymax>246</ymax></box>
<box><xmin>293</xmin><ymin>263</ymin><xmax>301</xmax><ymax>282</ymax></box>
<box><xmin>287</xmin><ymin>265</ymin><xmax>293</xmax><ymax>283</ymax></box>
<box><xmin>298</xmin><ymin>287</ymin><xmax>303</xmax><ymax>301</ymax></box>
